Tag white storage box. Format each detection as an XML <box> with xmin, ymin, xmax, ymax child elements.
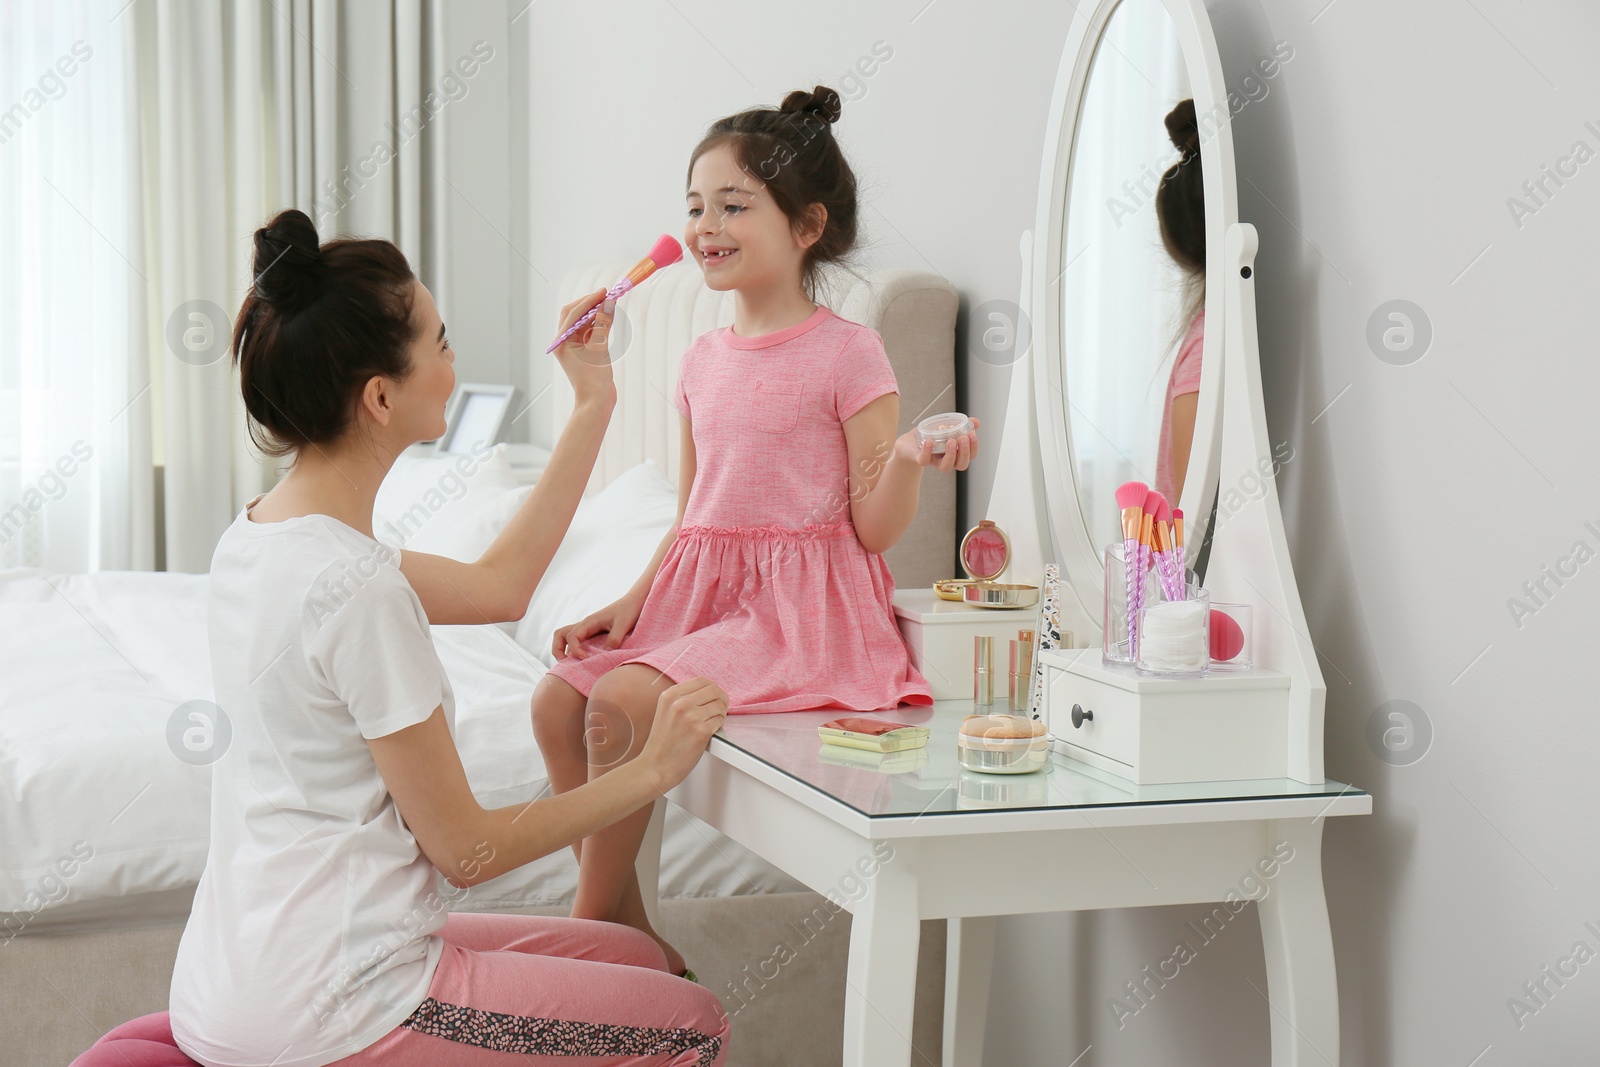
<box><xmin>1039</xmin><ymin>647</ymin><xmax>1290</xmax><ymax>784</ymax></box>
<box><xmin>893</xmin><ymin>588</ymin><xmax>1039</xmax><ymax>702</ymax></box>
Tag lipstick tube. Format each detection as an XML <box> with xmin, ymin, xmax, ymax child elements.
<box><xmin>975</xmin><ymin>635</ymin><xmax>994</xmax><ymax>706</ymax></box>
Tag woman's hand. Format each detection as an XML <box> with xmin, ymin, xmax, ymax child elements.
<box><xmin>551</xmin><ymin>590</ymin><xmax>647</xmax><ymax>661</ymax></box>
<box><xmin>638</xmin><ymin>679</ymin><xmax>728</xmax><ymax>792</ymax></box>
<box><xmin>895</xmin><ymin>416</ymin><xmax>980</xmax><ymax>472</ymax></box>
<box><xmin>553</xmin><ymin>287</ymin><xmax>618</xmax><ymax>408</ymax></box>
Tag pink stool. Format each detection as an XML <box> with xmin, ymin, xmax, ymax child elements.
<box><xmin>70</xmin><ymin>1013</ymin><xmax>202</xmax><ymax>1067</ymax></box>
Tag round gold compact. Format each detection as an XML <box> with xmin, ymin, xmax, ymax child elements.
<box><xmin>931</xmin><ymin>520</ymin><xmax>1040</xmax><ymax>609</ymax></box>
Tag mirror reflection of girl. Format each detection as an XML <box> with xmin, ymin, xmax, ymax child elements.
<box><xmin>1155</xmin><ymin>98</ymin><xmax>1205</xmax><ymax>505</ymax></box>
<box><xmin>531</xmin><ymin>86</ymin><xmax>977</xmax><ymax>977</ymax></box>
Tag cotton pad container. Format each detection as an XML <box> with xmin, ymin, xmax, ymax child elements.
<box><xmin>915</xmin><ymin>412</ymin><xmax>974</xmax><ymax>455</ymax></box>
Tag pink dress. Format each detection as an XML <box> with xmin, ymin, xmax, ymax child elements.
<box><xmin>546</xmin><ymin>305</ymin><xmax>934</xmax><ymax>714</ymax></box>
<box><xmin>1155</xmin><ymin>310</ymin><xmax>1205</xmax><ymax>504</ymax></box>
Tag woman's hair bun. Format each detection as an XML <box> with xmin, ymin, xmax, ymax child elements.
<box><xmin>1165</xmin><ymin>98</ymin><xmax>1201</xmax><ymax>160</ymax></box>
<box><xmin>251</xmin><ymin>208</ymin><xmax>325</xmax><ymax>313</ymax></box>
<box><xmin>779</xmin><ymin>85</ymin><xmax>843</xmax><ymax>126</ymax></box>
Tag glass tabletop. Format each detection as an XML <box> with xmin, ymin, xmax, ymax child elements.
<box><xmin>712</xmin><ymin>701</ymin><xmax>1365</xmax><ymax>820</ymax></box>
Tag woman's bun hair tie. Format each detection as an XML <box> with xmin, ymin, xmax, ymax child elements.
<box><xmin>779</xmin><ymin>85</ymin><xmax>843</xmax><ymax>126</ymax></box>
<box><xmin>251</xmin><ymin>208</ymin><xmax>325</xmax><ymax>314</ymax></box>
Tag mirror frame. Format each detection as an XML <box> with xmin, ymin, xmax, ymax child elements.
<box><xmin>1031</xmin><ymin>0</ymin><xmax>1231</xmax><ymax>625</ymax></box>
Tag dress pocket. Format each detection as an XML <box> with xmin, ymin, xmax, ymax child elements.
<box><xmin>750</xmin><ymin>381</ymin><xmax>803</xmax><ymax>433</ymax></box>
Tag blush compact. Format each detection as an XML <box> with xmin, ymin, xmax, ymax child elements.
<box><xmin>914</xmin><ymin>412</ymin><xmax>974</xmax><ymax>455</ymax></box>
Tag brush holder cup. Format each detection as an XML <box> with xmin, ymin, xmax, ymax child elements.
<box><xmin>1102</xmin><ymin>541</ymin><xmax>1159</xmax><ymax>668</ymax></box>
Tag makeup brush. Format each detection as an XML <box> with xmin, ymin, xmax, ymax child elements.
<box><xmin>1144</xmin><ymin>490</ymin><xmax>1180</xmax><ymax>601</ymax></box>
<box><xmin>1172</xmin><ymin>508</ymin><xmax>1187</xmax><ymax>589</ymax></box>
<box><xmin>546</xmin><ymin>234</ymin><xmax>685</xmax><ymax>353</ymax></box>
<box><xmin>1114</xmin><ymin>481</ymin><xmax>1148</xmax><ymax>659</ymax></box>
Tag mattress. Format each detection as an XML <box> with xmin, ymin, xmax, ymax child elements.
<box><xmin>0</xmin><ymin>568</ymin><xmax>799</xmax><ymax>935</ymax></box>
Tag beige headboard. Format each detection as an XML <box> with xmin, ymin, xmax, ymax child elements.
<box><xmin>549</xmin><ymin>262</ymin><xmax>959</xmax><ymax>587</ymax></box>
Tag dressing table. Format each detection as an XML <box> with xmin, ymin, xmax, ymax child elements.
<box><xmin>637</xmin><ymin>0</ymin><xmax>1368</xmax><ymax>1062</ymax></box>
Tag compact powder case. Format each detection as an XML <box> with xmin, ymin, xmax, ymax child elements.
<box><xmin>933</xmin><ymin>520</ymin><xmax>1040</xmax><ymax>609</ymax></box>
<box><xmin>915</xmin><ymin>411</ymin><xmax>975</xmax><ymax>455</ymax></box>
<box><xmin>957</xmin><ymin>713</ymin><xmax>1050</xmax><ymax>774</ymax></box>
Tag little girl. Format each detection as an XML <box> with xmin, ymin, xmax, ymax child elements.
<box><xmin>1154</xmin><ymin>98</ymin><xmax>1205</xmax><ymax>505</ymax></box>
<box><xmin>530</xmin><ymin>85</ymin><xmax>978</xmax><ymax>974</ymax></box>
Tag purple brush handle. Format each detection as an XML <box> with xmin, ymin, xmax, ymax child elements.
<box><xmin>1123</xmin><ymin>536</ymin><xmax>1141</xmax><ymax>659</ymax></box>
<box><xmin>545</xmin><ymin>277</ymin><xmax>636</xmax><ymax>353</ymax></box>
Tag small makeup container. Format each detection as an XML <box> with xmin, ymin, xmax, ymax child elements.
<box><xmin>974</xmin><ymin>636</ymin><xmax>995</xmax><ymax>706</ymax></box>
<box><xmin>1136</xmin><ymin>589</ymin><xmax>1211</xmax><ymax>678</ymax></box>
<box><xmin>1207</xmin><ymin>602</ymin><xmax>1254</xmax><ymax>671</ymax></box>
<box><xmin>957</xmin><ymin>713</ymin><xmax>1050</xmax><ymax>775</ymax></box>
<box><xmin>933</xmin><ymin>520</ymin><xmax>1039</xmax><ymax>609</ymax></box>
<box><xmin>915</xmin><ymin>411</ymin><xmax>974</xmax><ymax>455</ymax></box>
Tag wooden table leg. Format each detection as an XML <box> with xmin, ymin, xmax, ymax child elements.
<box><xmin>844</xmin><ymin>854</ymin><xmax>922</xmax><ymax>1067</ymax></box>
<box><xmin>1257</xmin><ymin>818</ymin><xmax>1339</xmax><ymax>1066</ymax></box>
<box><xmin>943</xmin><ymin>916</ymin><xmax>997</xmax><ymax>1067</ymax></box>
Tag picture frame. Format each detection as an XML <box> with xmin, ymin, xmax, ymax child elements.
<box><xmin>433</xmin><ymin>383</ymin><xmax>518</xmax><ymax>456</ymax></box>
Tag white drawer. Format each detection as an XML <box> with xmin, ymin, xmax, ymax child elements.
<box><xmin>1046</xmin><ymin>665</ymin><xmax>1138</xmax><ymax>769</ymax></box>
<box><xmin>1040</xmin><ymin>648</ymin><xmax>1291</xmax><ymax>784</ymax></box>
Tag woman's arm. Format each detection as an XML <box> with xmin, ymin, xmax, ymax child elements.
<box><xmin>401</xmin><ymin>395</ymin><xmax>613</xmax><ymax>624</ymax></box>
<box><xmin>366</xmin><ymin>676</ymin><xmax>727</xmax><ymax>888</ymax></box>
<box><xmin>400</xmin><ymin>290</ymin><xmax>617</xmax><ymax>625</ymax></box>
<box><xmin>1168</xmin><ymin>392</ymin><xmax>1199</xmax><ymax>504</ymax></box>
<box><xmin>843</xmin><ymin>393</ymin><xmax>978</xmax><ymax>555</ymax></box>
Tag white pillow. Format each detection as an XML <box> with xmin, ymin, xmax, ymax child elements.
<box><xmin>373</xmin><ymin>443</ymin><xmax>520</xmax><ymax>552</ymax></box>
<box><xmin>514</xmin><ymin>461</ymin><xmax>679</xmax><ymax>666</ymax></box>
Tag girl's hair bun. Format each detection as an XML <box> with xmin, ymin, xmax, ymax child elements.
<box><xmin>780</xmin><ymin>85</ymin><xmax>843</xmax><ymax>126</ymax></box>
<box><xmin>1165</xmin><ymin>98</ymin><xmax>1201</xmax><ymax>160</ymax></box>
<box><xmin>251</xmin><ymin>208</ymin><xmax>325</xmax><ymax>313</ymax></box>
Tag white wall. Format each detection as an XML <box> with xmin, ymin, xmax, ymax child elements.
<box><xmin>513</xmin><ymin>0</ymin><xmax>1600</xmax><ymax>1062</ymax></box>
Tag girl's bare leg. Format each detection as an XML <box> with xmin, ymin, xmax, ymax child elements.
<box><xmin>572</xmin><ymin>664</ymin><xmax>686</xmax><ymax>975</ymax></box>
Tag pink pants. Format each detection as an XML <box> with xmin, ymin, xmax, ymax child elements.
<box><xmin>334</xmin><ymin>912</ymin><xmax>729</xmax><ymax>1066</ymax></box>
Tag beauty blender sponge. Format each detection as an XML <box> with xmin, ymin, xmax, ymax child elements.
<box><xmin>1209</xmin><ymin>608</ymin><xmax>1245</xmax><ymax>662</ymax></box>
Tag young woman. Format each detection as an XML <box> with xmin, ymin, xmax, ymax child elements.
<box><xmin>530</xmin><ymin>86</ymin><xmax>979</xmax><ymax>977</ymax></box>
<box><xmin>165</xmin><ymin>209</ymin><xmax>732</xmax><ymax>1066</ymax></box>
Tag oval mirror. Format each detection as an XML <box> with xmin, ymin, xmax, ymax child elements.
<box><xmin>1031</xmin><ymin>0</ymin><xmax>1235</xmax><ymax>623</ymax></box>
<box><xmin>1060</xmin><ymin>0</ymin><xmax>1195</xmax><ymax>548</ymax></box>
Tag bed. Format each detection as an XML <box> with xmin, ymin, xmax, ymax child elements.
<box><xmin>1</xmin><ymin>263</ymin><xmax>960</xmax><ymax>1066</ymax></box>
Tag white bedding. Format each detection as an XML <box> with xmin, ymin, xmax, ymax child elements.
<box><xmin>0</xmin><ymin>464</ymin><xmax>802</xmax><ymax>931</ymax></box>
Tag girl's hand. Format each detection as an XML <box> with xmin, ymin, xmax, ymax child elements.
<box><xmin>553</xmin><ymin>288</ymin><xmax>618</xmax><ymax>408</ymax></box>
<box><xmin>551</xmin><ymin>590</ymin><xmax>647</xmax><ymax>661</ymax></box>
<box><xmin>895</xmin><ymin>416</ymin><xmax>980</xmax><ymax>473</ymax></box>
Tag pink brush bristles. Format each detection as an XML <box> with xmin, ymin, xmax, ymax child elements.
<box><xmin>1115</xmin><ymin>481</ymin><xmax>1149</xmax><ymax>512</ymax></box>
<box><xmin>646</xmin><ymin>233</ymin><xmax>685</xmax><ymax>269</ymax></box>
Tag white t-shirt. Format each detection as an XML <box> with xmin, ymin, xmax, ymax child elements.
<box><xmin>170</xmin><ymin>498</ymin><xmax>456</xmax><ymax>1067</ymax></box>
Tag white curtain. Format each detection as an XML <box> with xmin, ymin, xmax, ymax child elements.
<box><xmin>1</xmin><ymin>0</ymin><xmax>446</xmax><ymax>574</ymax></box>
<box><xmin>1</xmin><ymin>1</ymin><xmax>152</xmax><ymax>572</ymax></box>
<box><xmin>134</xmin><ymin>0</ymin><xmax>447</xmax><ymax>572</ymax></box>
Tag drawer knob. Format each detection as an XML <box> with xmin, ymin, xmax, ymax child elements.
<box><xmin>1071</xmin><ymin>703</ymin><xmax>1093</xmax><ymax>728</ymax></box>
